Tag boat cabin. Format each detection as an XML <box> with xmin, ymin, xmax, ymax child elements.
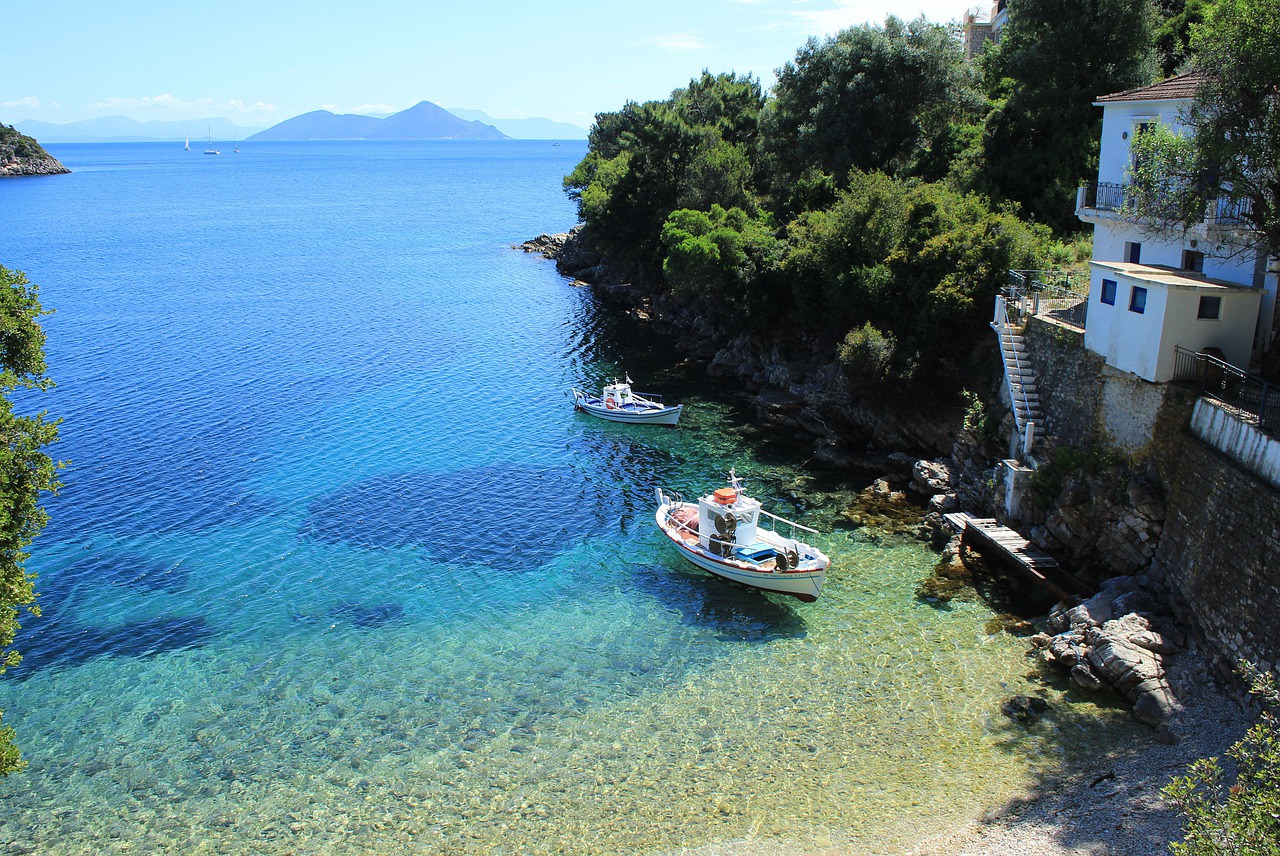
<box><xmin>601</xmin><ymin>381</ymin><xmax>636</xmax><ymax>409</ymax></box>
<box><xmin>696</xmin><ymin>487</ymin><xmax>762</xmax><ymax>555</ymax></box>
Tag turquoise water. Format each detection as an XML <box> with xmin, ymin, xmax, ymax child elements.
<box><xmin>0</xmin><ymin>142</ymin><xmax>1143</xmax><ymax>854</ymax></box>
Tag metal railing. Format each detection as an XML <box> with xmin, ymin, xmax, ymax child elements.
<box><xmin>992</xmin><ymin>295</ymin><xmax>1039</xmax><ymax>456</ymax></box>
<box><xmin>1006</xmin><ymin>270</ymin><xmax>1089</xmax><ymax>330</ymax></box>
<box><xmin>1079</xmin><ymin>182</ymin><xmax>1255</xmax><ymax>228</ymax></box>
<box><xmin>1173</xmin><ymin>346</ymin><xmax>1280</xmax><ymax>433</ymax></box>
<box><xmin>1080</xmin><ymin>181</ymin><xmax>1131</xmax><ymax>211</ymax></box>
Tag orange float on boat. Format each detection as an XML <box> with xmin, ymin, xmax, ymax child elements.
<box><xmin>713</xmin><ymin>488</ymin><xmax>738</xmax><ymax>504</ymax></box>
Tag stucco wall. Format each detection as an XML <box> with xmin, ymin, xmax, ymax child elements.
<box><xmin>1189</xmin><ymin>399</ymin><xmax>1280</xmax><ymax>489</ymax></box>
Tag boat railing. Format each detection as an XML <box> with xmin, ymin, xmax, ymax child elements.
<box><xmin>756</xmin><ymin>507</ymin><xmax>819</xmax><ymax>541</ymax></box>
<box><xmin>657</xmin><ymin>488</ymin><xmax>685</xmax><ymax>507</ymax></box>
<box><xmin>632</xmin><ymin>391</ymin><xmax>665</xmax><ymax>404</ymax></box>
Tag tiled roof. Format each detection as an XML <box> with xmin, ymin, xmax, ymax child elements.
<box><xmin>1095</xmin><ymin>71</ymin><xmax>1207</xmax><ymax>104</ymax></box>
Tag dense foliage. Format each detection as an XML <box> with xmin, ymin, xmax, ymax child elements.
<box><xmin>1127</xmin><ymin>0</ymin><xmax>1280</xmax><ymax>263</ymax></box>
<box><xmin>975</xmin><ymin>0</ymin><xmax>1157</xmax><ymax>230</ymax></box>
<box><xmin>0</xmin><ymin>264</ymin><xmax>61</xmax><ymax>777</ymax></box>
<box><xmin>1164</xmin><ymin>662</ymin><xmax>1280</xmax><ymax>854</ymax></box>
<box><xmin>0</xmin><ymin>125</ymin><xmax>52</xmax><ymax>162</ymax></box>
<box><xmin>759</xmin><ymin>17</ymin><xmax>984</xmax><ymax>205</ymax></box>
<box><xmin>565</xmin><ymin>12</ymin><xmax>1143</xmax><ymax>394</ymax></box>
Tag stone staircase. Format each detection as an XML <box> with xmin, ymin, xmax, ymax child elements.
<box><xmin>993</xmin><ymin>297</ymin><xmax>1045</xmax><ymax>455</ymax></box>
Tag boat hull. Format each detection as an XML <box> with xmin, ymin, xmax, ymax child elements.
<box><xmin>574</xmin><ymin>398</ymin><xmax>682</xmax><ymax>425</ymax></box>
<box><xmin>655</xmin><ymin>503</ymin><xmax>827</xmax><ymax>602</ymax></box>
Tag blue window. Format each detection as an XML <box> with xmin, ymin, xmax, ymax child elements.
<box><xmin>1101</xmin><ymin>279</ymin><xmax>1117</xmax><ymax>305</ymax></box>
<box><xmin>1126</xmin><ymin>241</ymin><xmax>1142</xmax><ymax>264</ymax></box>
<box><xmin>1198</xmin><ymin>295</ymin><xmax>1221</xmax><ymax>320</ymax></box>
<box><xmin>1129</xmin><ymin>286</ymin><xmax>1147</xmax><ymax>314</ymax></box>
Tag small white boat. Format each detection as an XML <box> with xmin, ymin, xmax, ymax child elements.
<box><xmin>572</xmin><ymin>378</ymin><xmax>682</xmax><ymax>425</ymax></box>
<box><xmin>655</xmin><ymin>470</ymin><xmax>830</xmax><ymax>602</ymax></box>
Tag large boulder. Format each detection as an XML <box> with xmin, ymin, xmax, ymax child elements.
<box><xmin>911</xmin><ymin>459</ymin><xmax>955</xmax><ymax>496</ymax></box>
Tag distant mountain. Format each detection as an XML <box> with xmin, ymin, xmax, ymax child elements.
<box><xmin>12</xmin><ymin>116</ymin><xmax>263</xmax><ymax>143</ymax></box>
<box><xmin>445</xmin><ymin>109</ymin><xmax>588</xmax><ymax>141</ymax></box>
<box><xmin>249</xmin><ymin>101</ymin><xmax>508</xmax><ymax>141</ymax></box>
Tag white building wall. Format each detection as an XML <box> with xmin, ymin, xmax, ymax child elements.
<box><xmin>1159</xmin><ymin>287</ymin><xmax>1260</xmax><ymax>377</ymax></box>
<box><xmin>1089</xmin><ymin>221</ymin><xmax>1258</xmax><ymax>285</ymax></box>
<box><xmin>1096</xmin><ymin>100</ymin><xmax>1189</xmax><ymax>188</ymax></box>
<box><xmin>1084</xmin><ymin>273</ymin><xmax>1167</xmax><ymax>380</ymax></box>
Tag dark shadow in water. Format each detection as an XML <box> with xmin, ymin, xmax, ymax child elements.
<box><xmin>628</xmin><ymin>564</ymin><xmax>808</xmax><ymax>643</ymax></box>
<box><xmin>299</xmin><ymin>462</ymin><xmax>624</xmax><ymax>572</ymax></box>
<box><xmin>328</xmin><ymin>602</ymin><xmax>407</xmax><ymax>629</ymax></box>
<box><xmin>54</xmin><ymin>553</ymin><xmax>191</xmax><ymax>594</ymax></box>
<box><xmin>9</xmin><ymin>614</ymin><xmax>212</xmax><ymax>677</ymax></box>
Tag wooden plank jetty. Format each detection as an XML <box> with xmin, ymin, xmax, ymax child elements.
<box><xmin>943</xmin><ymin>512</ymin><xmax>1091</xmax><ymax>604</ymax></box>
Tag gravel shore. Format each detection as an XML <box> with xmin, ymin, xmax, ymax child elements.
<box><xmin>671</xmin><ymin>645</ymin><xmax>1254</xmax><ymax>856</ymax></box>
<box><xmin>909</xmin><ymin>648</ymin><xmax>1251</xmax><ymax>856</ymax></box>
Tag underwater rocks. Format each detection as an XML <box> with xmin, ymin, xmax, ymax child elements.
<box><xmin>840</xmin><ymin>478</ymin><xmax>926</xmax><ymax>539</ymax></box>
<box><xmin>1030</xmin><ymin>576</ymin><xmax>1184</xmax><ymax>729</ymax></box>
<box><xmin>1001</xmin><ymin>694</ymin><xmax>1050</xmax><ymax>725</ymax></box>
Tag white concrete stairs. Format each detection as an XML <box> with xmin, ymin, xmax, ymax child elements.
<box><xmin>998</xmin><ymin>327</ymin><xmax>1045</xmax><ymax>449</ymax></box>
<box><xmin>992</xmin><ymin>296</ymin><xmax>1045</xmax><ymax>454</ymax></box>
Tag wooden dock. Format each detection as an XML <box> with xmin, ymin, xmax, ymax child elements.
<box><xmin>943</xmin><ymin>512</ymin><xmax>1090</xmax><ymax>604</ymax></box>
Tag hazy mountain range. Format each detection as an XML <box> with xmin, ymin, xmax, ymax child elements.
<box><xmin>247</xmin><ymin>101</ymin><xmax>506</xmax><ymax>140</ymax></box>
<box><xmin>10</xmin><ymin>102</ymin><xmax>589</xmax><ymax>143</ymax></box>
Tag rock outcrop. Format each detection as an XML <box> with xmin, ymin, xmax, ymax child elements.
<box><xmin>1030</xmin><ymin>576</ymin><xmax>1184</xmax><ymax>730</ymax></box>
<box><xmin>0</xmin><ymin>125</ymin><xmax>70</xmax><ymax>176</ymax></box>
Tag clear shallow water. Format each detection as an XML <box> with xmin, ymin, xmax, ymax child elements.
<box><xmin>0</xmin><ymin>142</ymin><xmax>1144</xmax><ymax>854</ymax></box>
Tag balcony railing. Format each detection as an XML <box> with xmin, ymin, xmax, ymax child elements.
<box><xmin>1173</xmin><ymin>346</ymin><xmax>1280</xmax><ymax>434</ymax></box>
<box><xmin>1080</xmin><ymin>181</ymin><xmax>1131</xmax><ymax>212</ymax></box>
<box><xmin>1005</xmin><ymin>270</ymin><xmax>1089</xmax><ymax>330</ymax></box>
<box><xmin>1079</xmin><ymin>182</ymin><xmax>1255</xmax><ymax>227</ymax></box>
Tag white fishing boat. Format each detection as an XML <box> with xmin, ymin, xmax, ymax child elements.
<box><xmin>655</xmin><ymin>470</ymin><xmax>830</xmax><ymax>602</ymax></box>
<box><xmin>572</xmin><ymin>378</ymin><xmax>682</xmax><ymax>425</ymax></box>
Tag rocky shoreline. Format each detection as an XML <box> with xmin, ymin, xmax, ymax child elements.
<box><xmin>520</xmin><ymin>227</ymin><xmax>1259</xmax><ymax>852</ymax></box>
<box><xmin>0</xmin><ymin>125</ymin><xmax>70</xmax><ymax>177</ymax></box>
<box><xmin>0</xmin><ymin>154</ymin><xmax>70</xmax><ymax>177</ymax></box>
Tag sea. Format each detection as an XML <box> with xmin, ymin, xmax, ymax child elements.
<box><xmin>0</xmin><ymin>141</ymin><xmax>1147</xmax><ymax>855</ymax></box>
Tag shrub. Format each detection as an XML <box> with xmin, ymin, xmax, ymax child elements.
<box><xmin>838</xmin><ymin>323</ymin><xmax>896</xmax><ymax>381</ymax></box>
<box><xmin>1164</xmin><ymin>662</ymin><xmax>1280</xmax><ymax>855</ymax></box>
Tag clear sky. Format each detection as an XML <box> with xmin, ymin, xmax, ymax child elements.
<box><xmin>2</xmin><ymin>0</ymin><xmax>971</xmax><ymax>130</ymax></box>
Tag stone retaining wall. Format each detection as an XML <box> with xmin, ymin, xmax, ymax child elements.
<box><xmin>1022</xmin><ymin>313</ymin><xmax>1280</xmax><ymax>684</ymax></box>
<box><xmin>1151</xmin><ymin>433</ymin><xmax>1280</xmax><ymax>678</ymax></box>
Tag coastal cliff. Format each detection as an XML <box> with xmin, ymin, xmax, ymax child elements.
<box><xmin>0</xmin><ymin>125</ymin><xmax>70</xmax><ymax>176</ymax></box>
<box><xmin>522</xmin><ymin>228</ymin><xmax>965</xmax><ymax>469</ymax></box>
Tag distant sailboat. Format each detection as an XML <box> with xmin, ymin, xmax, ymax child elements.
<box><xmin>185</xmin><ymin>134</ymin><xmax>190</xmax><ymax>152</ymax></box>
<box><xmin>204</xmin><ymin>127</ymin><xmax>219</xmax><ymax>155</ymax></box>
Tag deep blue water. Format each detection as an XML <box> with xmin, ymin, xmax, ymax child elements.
<box><xmin>0</xmin><ymin>141</ymin><xmax>1129</xmax><ymax>855</ymax></box>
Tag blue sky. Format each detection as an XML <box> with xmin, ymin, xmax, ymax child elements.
<box><xmin>2</xmin><ymin>0</ymin><xmax>969</xmax><ymax>130</ymax></box>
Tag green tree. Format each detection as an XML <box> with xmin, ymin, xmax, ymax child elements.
<box><xmin>783</xmin><ymin>171</ymin><xmax>1049</xmax><ymax>385</ymax></box>
<box><xmin>1154</xmin><ymin>0</ymin><xmax>1217</xmax><ymax>77</ymax></box>
<box><xmin>978</xmin><ymin>0</ymin><xmax>1157</xmax><ymax>230</ymax></box>
<box><xmin>660</xmin><ymin>205</ymin><xmax>784</xmax><ymax>327</ymax></box>
<box><xmin>0</xmin><ymin>264</ymin><xmax>62</xmax><ymax>777</ymax></box>
<box><xmin>1164</xmin><ymin>662</ymin><xmax>1280</xmax><ymax>854</ymax></box>
<box><xmin>564</xmin><ymin>72</ymin><xmax>765</xmax><ymax>273</ymax></box>
<box><xmin>1127</xmin><ymin>0</ymin><xmax>1280</xmax><ymax>263</ymax></box>
<box><xmin>760</xmin><ymin>16</ymin><xmax>980</xmax><ymax>211</ymax></box>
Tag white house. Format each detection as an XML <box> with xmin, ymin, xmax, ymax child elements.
<box><xmin>1076</xmin><ymin>72</ymin><xmax>1278</xmax><ymax>382</ymax></box>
